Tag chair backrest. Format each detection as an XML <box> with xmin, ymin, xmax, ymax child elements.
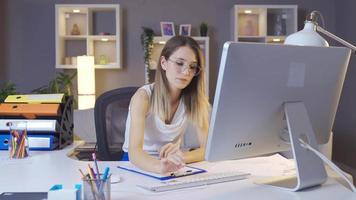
<box><xmin>94</xmin><ymin>87</ymin><xmax>138</xmax><ymax>161</ymax></box>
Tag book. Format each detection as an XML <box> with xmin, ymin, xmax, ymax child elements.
<box><xmin>118</xmin><ymin>163</ymin><xmax>206</xmax><ymax>180</ymax></box>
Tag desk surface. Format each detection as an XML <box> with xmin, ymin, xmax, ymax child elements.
<box><xmin>0</xmin><ymin>143</ymin><xmax>355</xmax><ymax>200</ymax></box>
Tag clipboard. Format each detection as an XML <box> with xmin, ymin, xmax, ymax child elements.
<box><xmin>118</xmin><ymin>164</ymin><xmax>206</xmax><ymax>180</ymax></box>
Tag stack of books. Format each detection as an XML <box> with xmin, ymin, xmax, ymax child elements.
<box><xmin>0</xmin><ymin>94</ymin><xmax>74</xmax><ymax>150</ymax></box>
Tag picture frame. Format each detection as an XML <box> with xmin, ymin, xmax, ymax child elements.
<box><xmin>179</xmin><ymin>24</ymin><xmax>191</xmax><ymax>36</ymax></box>
<box><xmin>160</xmin><ymin>22</ymin><xmax>175</xmax><ymax>36</ymax></box>
<box><xmin>238</xmin><ymin>13</ymin><xmax>259</xmax><ymax>36</ymax></box>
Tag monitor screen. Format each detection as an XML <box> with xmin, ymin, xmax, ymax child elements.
<box><xmin>205</xmin><ymin>42</ymin><xmax>351</xmax><ymax>162</ymax></box>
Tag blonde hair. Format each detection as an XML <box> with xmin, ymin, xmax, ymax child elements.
<box><xmin>151</xmin><ymin>36</ymin><xmax>210</xmax><ymax>130</ymax></box>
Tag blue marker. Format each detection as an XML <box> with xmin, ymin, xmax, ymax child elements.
<box><xmin>98</xmin><ymin>167</ymin><xmax>110</xmax><ymax>196</ymax></box>
<box><xmin>102</xmin><ymin>167</ymin><xmax>110</xmax><ymax>182</ymax></box>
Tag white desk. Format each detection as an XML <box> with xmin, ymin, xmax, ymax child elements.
<box><xmin>0</xmin><ymin>143</ymin><xmax>355</xmax><ymax>200</ymax></box>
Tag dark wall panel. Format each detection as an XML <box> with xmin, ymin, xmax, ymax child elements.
<box><xmin>333</xmin><ymin>0</ymin><xmax>356</xmax><ymax>183</ymax></box>
<box><xmin>0</xmin><ymin>1</ymin><xmax>7</xmax><ymax>85</ymax></box>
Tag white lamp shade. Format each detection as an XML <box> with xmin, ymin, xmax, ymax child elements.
<box><xmin>77</xmin><ymin>56</ymin><xmax>95</xmax><ymax>110</ymax></box>
<box><xmin>77</xmin><ymin>56</ymin><xmax>95</xmax><ymax>95</ymax></box>
<box><xmin>284</xmin><ymin>21</ymin><xmax>329</xmax><ymax>47</ymax></box>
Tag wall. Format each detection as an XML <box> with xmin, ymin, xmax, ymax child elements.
<box><xmin>4</xmin><ymin>0</ymin><xmax>335</xmax><ymax>100</ymax></box>
<box><xmin>0</xmin><ymin>1</ymin><xmax>7</xmax><ymax>85</ymax></box>
<box><xmin>333</xmin><ymin>0</ymin><xmax>356</xmax><ymax>182</ymax></box>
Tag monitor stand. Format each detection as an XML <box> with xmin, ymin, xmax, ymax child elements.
<box><xmin>255</xmin><ymin>102</ymin><xmax>327</xmax><ymax>191</ymax></box>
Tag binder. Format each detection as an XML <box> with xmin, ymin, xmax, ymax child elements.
<box><xmin>0</xmin><ymin>119</ymin><xmax>58</xmax><ymax>132</ymax></box>
<box><xmin>5</xmin><ymin>93</ymin><xmax>64</xmax><ymax>104</ymax></box>
<box><xmin>0</xmin><ymin>103</ymin><xmax>60</xmax><ymax>118</ymax></box>
<box><xmin>118</xmin><ymin>164</ymin><xmax>206</xmax><ymax>180</ymax></box>
<box><xmin>0</xmin><ymin>133</ymin><xmax>58</xmax><ymax>150</ymax></box>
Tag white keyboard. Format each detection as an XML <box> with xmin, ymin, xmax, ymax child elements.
<box><xmin>137</xmin><ymin>171</ymin><xmax>250</xmax><ymax>192</ymax></box>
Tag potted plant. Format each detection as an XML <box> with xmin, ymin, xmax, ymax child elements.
<box><xmin>141</xmin><ymin>27</ymin><xmax>155</xmax><ymax>83</ymax></box>
<box><xmin>200</xmin><ymin>22</ymin><xmax>208</xmax><ymax>37</ymax></box>
<box><xmin>31</xmin><ymin>71</ymin><xmax>76</xmax><ymax>96</ymax></box>
<box><xmin>32</xmin><ymin>71</ymin><xmax>77</xmax><ymax>108</ymax></box>
<box><xmin>0</xmin><ymin>82</ymin><xmax>17</xmax><ymax>103</ymax></box>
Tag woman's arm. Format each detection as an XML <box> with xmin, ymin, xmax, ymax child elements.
<box><xmin>182</xmin><ymin>124</ymin><xmax>208</xmax><ymax>163</ymax></box>
<box><xmin>128</xmin><ymin>89</ymin><xmax>184</xmax><ymax>174</ymax></box>
<box><xmin>159</xmin><ymin>124</ymin><xmax>208</xmax><ymax>164</ymax></box>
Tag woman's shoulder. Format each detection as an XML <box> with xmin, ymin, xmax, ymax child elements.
<box><xmin>139</xmin><ymin>83</ymin><xmax>154</xmax><ymax>95</ymax></box>
<box><xmin>132</xmin><ymin>87</ymin><xmax>150</xmax><ymax>102</ymax></box>
<box><xmin>130</xmin><ymin>84</ymin><xmax>153</xmax><ymax>110</ymax></box>
<box><xmin>130</xmin><ymin>89</ymin><xmax>150</xmax><ymax>115</ymax></box>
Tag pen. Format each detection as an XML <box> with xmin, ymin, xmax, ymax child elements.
<box><xmin>92</xmin><ymin>153</ymin><xmax>101</xmax><ymax>180</ymax></box>
<box><xmin>78</xmin><ymin>169</ymin><xmax>86</xmax><ymax>178</ymax></box>
<box><xmin>170</xmin><ymin>169</ymin><xmax>194</xmax><ymax>177</ymax></box>
<box><xmin>87</xmin><ymin>164</ymin><xmax>96</xmax><ymax>180</ymax></box>
<box><xmin>98</xmin><ymin>167</ymin><xmax>110</xmax><ymax>198</ymax></box>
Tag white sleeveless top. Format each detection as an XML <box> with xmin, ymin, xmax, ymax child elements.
<box><xmin>122</xmin><ymin>84</ymin><xmax>190</xmax><ymax>155</ymax></box>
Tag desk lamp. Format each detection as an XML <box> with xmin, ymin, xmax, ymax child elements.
<box><xmin>77</xmin><ymin>56</ymin><xmax>96</xmax><ymax>110</ymax></box>
<box><xmin>285</xmin><ymin>10</ymin><xmax>356</xmax><ymax>52</ymax></box>
<box><xmin>284</xmin><ymin>10</ymin><xmax>356</xmax><ymax>192</ymax></box>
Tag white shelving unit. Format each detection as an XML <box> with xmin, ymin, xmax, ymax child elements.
<box><xmin>146</xmin><ymin>36</ymin><xmax>210</xmax><ymax>96</ymax></box>
<box><xmin>232</xmin><ymin>5</ymin><xmax>297</xmax><ymax>43</ymax></box>
<box><xmin>55</xmin><ymin>4</ymin><xmax>122</xmax><ymax>69</ymax></box>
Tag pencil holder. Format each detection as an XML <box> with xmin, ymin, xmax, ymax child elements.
<box><xmin>7</xmin><ymin>121</ymin><xmax>29</xmax><ymax>159</ymax></box>
<box><xmin>82</xmin><ymin>175</ymin><xmax>111</xmax><ymax>200</ymax></box>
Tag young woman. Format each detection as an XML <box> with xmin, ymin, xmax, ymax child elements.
<box><xmin>122</xmin><ymin>36</ymin><xmax>210</xmax><ymax>174</ymax></box>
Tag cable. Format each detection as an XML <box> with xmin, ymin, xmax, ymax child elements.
<box><xmin>308</xmin><ymin>10</ymin><xmax>326</xmax><ymax>28</ymax></box>
<box><xmin>298</xmin><ymin>138</ymin><xmax>356</xmax><ymax>192</ymax></box>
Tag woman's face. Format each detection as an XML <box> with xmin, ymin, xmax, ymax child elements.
<box><xmin>161</xmin><ymin>46</ymin><xmax>198</xmax><ymax>90</ymax></box>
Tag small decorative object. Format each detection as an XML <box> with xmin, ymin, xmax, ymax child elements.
<box><xmin>64</xmin><ymin>57</ymin><xmax>71</xmax><ymax>65</ymax></box>
<box><xmin>179</xmin><ymin>24</ymin><xmax>191</xmax><ymax>36</ymax></box>
<box><xmin>274</xmin><ymin>13</ymin><xmax>287</xmax><ymax>36</ymax></box>
<box><xmin>99</xmin><ymin>32</ymin><xmax>111</xmax><ymax>35</ymax></box>
<box><xmin>99</xmin><ymin>55</ymin><xmax>108</xmax><ymax>65</ymax></box>
<box><xmin>274</xmin><ymin>15</ymin><xmax>283</xmax><ymax>36</ymax></box>
<box><xmin>160</xmin><ymin>22</ymin><xmax>175</xmax><ymax>36</ymax></box>
<box><xmin>199</xmin><ymin>22</ymin><xmax>208</xmax><ymax>37</ymax></box>
<box><xmin>71</xmin><ymin>23</ymin><xmax>80</xmax><ymax>35</ymax></box>
<box><xmin>71</xmin><ymin>57</ymin><xmax>77</xmax><ymax>65</ymax></box>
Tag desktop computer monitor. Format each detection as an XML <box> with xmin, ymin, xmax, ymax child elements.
<box><xmin>205</xmin><ymin>42</ymin><xmax>351</xmax><ymax>191</ymax></box>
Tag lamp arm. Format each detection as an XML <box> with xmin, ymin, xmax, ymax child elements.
<box><xmin>316</xmin><ymin>25</ymin><xmax>356</xmax><ymax>53</ymax></box>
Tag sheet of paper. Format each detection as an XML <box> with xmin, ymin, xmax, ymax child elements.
<box><xmin>196</xmin><ymin>154</ymin><xmax>296</xmax><ymax>177</ymax></box>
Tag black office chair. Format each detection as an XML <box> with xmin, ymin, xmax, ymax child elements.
<box><xmin>94</xmin><ymin>87</ymin><xmax>138</xmax><ymax>161</ymax></box>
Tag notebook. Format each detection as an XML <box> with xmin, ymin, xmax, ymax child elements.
<box><xmin>0</xmin><ymin>192</ymin><xmax>47</xmax><ymax>200</ymax></box>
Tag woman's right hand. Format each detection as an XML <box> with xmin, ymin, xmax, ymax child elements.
<box><xmin>159</xmin><ymin>152</ymin><xmax>185</xmax><ymax>174</ymax></box>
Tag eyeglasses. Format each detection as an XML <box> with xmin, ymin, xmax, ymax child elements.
<box><xmin>167</xmin><ymin>58</ymin><xmax>201</xmax><ymax>76</ymax></box>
